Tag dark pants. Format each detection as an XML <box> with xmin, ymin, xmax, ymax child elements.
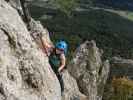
<box><xmin>56</xmin><ymin>73</ymin><xmax>64</xmax><ymax>93</ymax></box>
<box><xmin>49</xmin><ymin>63</ymin><xmax>64</xmax><ymax>93</ymax></box>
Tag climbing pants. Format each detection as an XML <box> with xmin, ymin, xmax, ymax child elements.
<box><xmin>56</xmin><ymin>72</ymin><xmax>64</xmax><ymax>93</ymax></box>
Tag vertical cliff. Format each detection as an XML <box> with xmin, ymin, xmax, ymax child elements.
<box><xmin>0</xmin><ymin>0</ymin><xmax>61</xmax><ymax>99</ymax></box>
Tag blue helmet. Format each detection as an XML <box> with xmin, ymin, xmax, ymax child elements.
<box><xmin>55</xmin><ymin>41</ymin><xmax>68</xmax><ymax>54</ymax></box>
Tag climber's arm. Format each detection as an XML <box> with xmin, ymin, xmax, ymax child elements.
<box><xmin>41</xmin><ymin>39</ymin><xmax>54</xmax><ymax>56</ymax></box>
<box><xmin>31</xmin><ymin>31</ymin><xmax>54</xmax><ymax>56</ymax></box>
<box><xmin>58</xmin><ymin>54</ymin><xmax>66</xmax><ymax>73</ymax></box>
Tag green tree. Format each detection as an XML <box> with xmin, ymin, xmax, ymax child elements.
<box><xmin>54</xmin><ymin>0</ymin><xmax>78</xmax><ymax>16</ymax></box>
<box><xmin>53</xmin><ymin>0</ymin><xmax>95</xmax><ymax>16</ymax></box>
<box><xmin>111</xmin><ymin>77</ymin><xmax>133</xmax><ymax>100</ymax></box>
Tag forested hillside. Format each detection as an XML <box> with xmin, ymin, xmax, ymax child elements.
<box><xmin>29</xmin><ymin>0</ymin><xmax>133</xmax><ymax>59</ymax></box>
<box><xmin>95</xmin><ymin>0</ymin><xmax>133</xmax><ymax>11</ymax></box>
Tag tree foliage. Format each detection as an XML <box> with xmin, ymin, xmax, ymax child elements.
<box><xmin>111</xmin><ymin>77</ymin><xmax>133</xmax><ymax>100</ymax></box>
<box><xmin>54</xmin><ymin>0</ymin><xmax>78</xmax><ymax>16</ymax></box>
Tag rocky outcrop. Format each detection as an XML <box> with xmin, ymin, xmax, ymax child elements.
<box><xmin>68</xmin><ymin>41</ymin><xmax>110</xmax><ymax>100</ymax></box>
<box><xmin>0</xmin><ymin>0</ymin><xmax>61</xmax><ymax>100</ymax></box>
<box><xmin>110</xmin><ymin>57</ymin><xmax>133</xmax><ymax>79</ymax></box>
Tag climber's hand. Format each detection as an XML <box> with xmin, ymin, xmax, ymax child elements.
<box><xmin>58</xmin><ymin>67</ymin><xmax>63</xmax><ymax>73</ymax></box>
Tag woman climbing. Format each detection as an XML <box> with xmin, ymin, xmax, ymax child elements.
<box><xmin>48</xmin><ymin>40</ymin><xmax>68</xmax><ymax>93</ymax></box>
<box><xmin>33</xmin><ymin>31</ymin><xmax>68</xmax><ymax>94</ymax></box>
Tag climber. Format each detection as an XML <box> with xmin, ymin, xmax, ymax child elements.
<box><xmin>48</xmin><ymin>40</ymin><xmax>67</xmax><ymax>93</ymax></box>
<box><xmin>31</xmin><ymin>30</ymin><xmax>67</xmax><ymax>93</ymax></box>
<box><xmin>37</xmin><ymin>34</ymin><xmax>68</xmax><ymax>93</ymax></box>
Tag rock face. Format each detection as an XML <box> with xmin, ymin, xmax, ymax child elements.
<box><xmin>0</xmin><ymin>0</ymin><xmax>110</xmax><ymax>100</ymax></box>
<box><xmin>68</xmin><ymin>41</ymin><xmax>110</xmax><ymax>100</ymax></box>
<box><xmin>0</xmin><ymin>0</ymin><xmax>61</xmax><ymax>100</ymax></box>
<box><xmin>110</xmin><ymin>57</ymin><xmax>133</xmax><ymax>79</ymax></box>
<box><xmin>62</xmin><ymin>70</ymin><xmax>87</xmax><ymax>100</ymax></box>
<box><xmin>0</xmin><ymin>0</ymin><xmax>87</xmax><ymax>100</ymax></box>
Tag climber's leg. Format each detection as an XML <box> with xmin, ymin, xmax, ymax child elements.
<box><xmin>57</xmin><ymin>73</ymin><xmax>64</xmax><ymax>93</ymax></box>
<box><xmin>49</xmin><ymin>64</ymin><xmax>64</xmax><ymax>93</ymax></box>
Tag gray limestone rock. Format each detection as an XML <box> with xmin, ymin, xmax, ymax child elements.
<box><xmin>68</xmin><ymin>41</ymin><xmax>110</xmax><ymax>100</ymax></box>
